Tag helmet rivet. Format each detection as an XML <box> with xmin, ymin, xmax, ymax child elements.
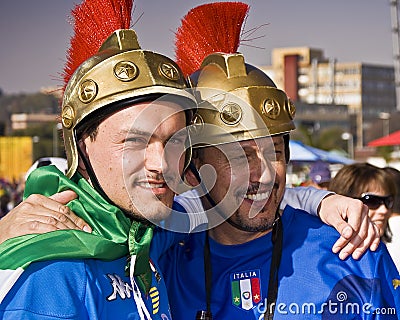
<box><xmin>190</xmin><ymin>113</ymin><xmax>205</xmax><ymax>136</ymax></box>
<box><xmin>192</xmin><ymin>113</ymin><xmax>204</xmax><ymax>126</ymax></box>
<box><xmin>159</xmin><ymin>62</ymin><xmax>180</xmax><ymax>81</ymax></box>
<box><xmin>114</xmin><ymin>61</ymin><xmax>138</xmax><ymax>82</ymax></box>
<box><xmin>61</xmin><ymin>105</ymin><xmax>75</xmax><ymax>129</ymax></box>
<box><xmin>220</xmin><ymin>103</ymin><xmax>242</xmax><ymax>125</ymax></box>
<box><xmin>263</xmin><ymin>99</ymin><xmax>280</xmax><ymax>119</ymax></box>
<box><xmin>78</xmin><ymin>79</ymin><xmax>98</xmax><ymax>103</ymax></box>
<box><xmin>287</xmin><ymin>100</ymin><xmax>296</xmax><ymax>120</ymax></box>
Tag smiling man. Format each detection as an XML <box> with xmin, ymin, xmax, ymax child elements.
<box><xmin>160</xmin><ymin>50</ymin><xmax>400</xmax><ymax>320</ymax></box>
<box><xmin>158</xmin><ymin>3</ymin><xmax>400</xmax><ymax>318</ymax></box>
<box><xmin>78</xmin><ymin>100</ymin><xmax>188</xmax><ymax>221</ymax></box>
<box><xmin>0</xmin><ymin>10</ymin><xmax>198</xmax><ymax>317</ymax></box>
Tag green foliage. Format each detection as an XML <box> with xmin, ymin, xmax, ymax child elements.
<box><xmin>375</xmin><ymin>146</ymin><xmax>393</xmax><ymax>162</ymax></box>
<box><xmin>315</xmin><ymin>127</ymin><xmax>347</xmax><ymax>151</ymax></box>
<box><xmin>0</xmin><ymin>92</ymin><xmax>59</xmax><ymax>114</ymax></box>
<box><xmin>0</xmin><ymin>92</ymin><xmax>60</xmax><ymax>135</ymax></box>
<box><xmin>292</xmin><ymin>125</ymin><xmax>348</xmax><ymax>153</ymax></box>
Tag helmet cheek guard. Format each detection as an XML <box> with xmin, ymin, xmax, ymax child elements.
<box><xmin>61</xmin><ymin>29</ymin><xmax>196</xmax><ymax>178</ymax></box>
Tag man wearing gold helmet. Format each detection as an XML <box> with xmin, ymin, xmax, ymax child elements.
<box><xmin>158</xmin><ymin>3</ymin><xmax>400</xmax><ymax>319</ymax></box>
<box><xmin>159</xmin><ymin>53</ymin><xmax>400</xmax><ymax>320</ymax></box>
<box><xmin>0</xmin><ymin>0</ymin><xmax>199</xmax><ymax>318</ymax></box>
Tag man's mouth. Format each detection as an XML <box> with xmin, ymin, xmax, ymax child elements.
<box><xmin>244</xmin><ymin>191</ymin><xmax>271</xmax><ymax>201</ymax></box>
<box><xmin>136</xmin><ymin>181</ymin><xmax>166</xmax><ymax>189</ymax></box>
<box><xmin>135</xmin><ymin>179</ymin><xmax>173</xmax><ymax>196</ymax></box>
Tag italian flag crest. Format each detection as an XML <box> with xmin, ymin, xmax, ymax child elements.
<box><xmin>231</xmin><ymin>269</ymin><xmax>262</xmax><ymax>310</ymax></box>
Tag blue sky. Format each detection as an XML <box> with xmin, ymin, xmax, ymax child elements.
<box><xmin>0</xmin><ymin>0</ymin><xmax>395</xmax><ymax>94</ymax></box>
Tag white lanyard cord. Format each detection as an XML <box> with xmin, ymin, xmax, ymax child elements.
<box><xmin>129</xmin><ymin>255</ymin><xmax>152</xmax><ymax>320</ymax></box>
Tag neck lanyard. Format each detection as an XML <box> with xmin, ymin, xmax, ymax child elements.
<box><xmin>264</xmin><ymin>210</ymin><xmax>283</xmax><ymax>319</ymax></box>
<box><xmin>197</xmin><ymin>231</ymin><xmax>213</xmax><ymax>320</ymax></box>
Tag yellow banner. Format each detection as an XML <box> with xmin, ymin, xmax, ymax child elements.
<box><xmin>0</xmin><ymin>137</ymin><xmax>32</xmax><ymax>181</ymax></box>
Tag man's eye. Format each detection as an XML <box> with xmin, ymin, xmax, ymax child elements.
<box><xmin>229</xmin><ymin>154</ymin><xmax>247</xmax><ymax>163</ymax></box>
<box><xmin>269</xmin><ymin>151</ymin><xmax>280</xmax><ymax>158</ymax></box>
<box><xmin>272</xmin><ymin>149</ymin><xmax>284</xmax><ymax>161</ymax></box>
<box><xmin>125</xmin><ymin>137</ymin><xmax>147</xmax><ymax>145</ymax></box>
<box><xmin>168</xmin><ymin>137</ymin><xmax>186</xmax><ymax>145</ymax></box>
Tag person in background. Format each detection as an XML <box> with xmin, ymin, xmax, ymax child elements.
<box><xmin>383</xmin><ymin>166</ymin><xmax>400</xmax><ymax>271</ymax></box>
<box><xmin>0</xmin><ymin>193</ymin><xmax>10</xmax><ymax>219</ymax></box>
<box><xmin>329</xmin><ymin>162</ymin><xmax>395</xmax><ymax>244</ymax></box>
<box><xmin>300</xmin><ymin>160</ymin><xmax>331</xmax><ymax>190</ymax></box>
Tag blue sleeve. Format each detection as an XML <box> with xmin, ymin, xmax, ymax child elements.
<box><xmin>161</xmin><ymin>193</ymin><xmax>208</xmax><ymax>233</ymax></box>
<box><xmin>320</xmin><ymin>243</ymin><xmax>400</xmax><ymax>319</ymax></box>
<box><xmin>161</xmin><ymin>201</ymin><xmax>191</xmax><ymax>231</ymax></box>
<box><xmin>281</xmin><ymin>186</ymin><xmax>333</xmax><ymax>216</ymax></box>
<box><xmin>0</xmin><ymin>260</ymin><xmax>89</xmax><ymax>319</ymax></box>
<box><xmin>370</xmin><ymin>244</ymin><xmax>400</xmax><ymax>318</ymax></box>
<box><xmin>151</xmin><ymin>201</ymin><xmax>190</xmax><ymax>261</ymax></box>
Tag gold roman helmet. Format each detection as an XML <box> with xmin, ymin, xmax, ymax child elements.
<box><xmin>189</xmin><ymin>52</ymin><xmax>296</xmax><ymax>147</ymax></box>
<box><xmin>61</xmin><ymin>29</ymin><xmax>196</xmax><ymax>177</ymax></box>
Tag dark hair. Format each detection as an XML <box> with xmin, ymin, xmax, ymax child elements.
<box><xmin>329</xmin><ymin>163</ymin><xmax>395</xmax><ymax>198</ymax></box>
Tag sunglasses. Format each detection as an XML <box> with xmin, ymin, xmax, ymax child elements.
<box><xmin>357</xmin><ymin>193</ymin><xmax>394</xmax><ymax>210</ymax></box>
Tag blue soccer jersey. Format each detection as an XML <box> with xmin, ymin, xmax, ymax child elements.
<box><xmin>0</xmin><ymin>226</ymin><xmax>182</xmax><ymax>320</ymax></box>
<box><xmin>160</xmin><ymin>206</ymin><xmax>400</xmax><ymax>319</ymax></box>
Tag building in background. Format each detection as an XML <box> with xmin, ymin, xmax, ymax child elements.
<box><xmin>261</xmin><ymin>47</ymin><xmax>397</xmax><ymax>148</ymax></box>
<box><xmin>11</xmin><ymin>113</ymin><xmax>58</xmax><ymax>131</ymax></box>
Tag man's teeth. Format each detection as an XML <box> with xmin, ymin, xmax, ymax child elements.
<box><xmin>245</xmin><ymin>192</ymin><xmax>270</xmax><ymax>201</ymax></box>
<box><xmin>138</xmin><ymin>182</ymin><xmax>164</xmax><ymax>188</ymax></box>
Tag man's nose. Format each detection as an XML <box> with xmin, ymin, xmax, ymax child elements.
<box><xmin>145</xmin><ymin>142</ymin><xmax>166</xmax><ymax>173</ymax></box>
<box><xmin>253</xmin><ymin>153</ymin><xmax>275</xmax><ymax>184</ymax></box>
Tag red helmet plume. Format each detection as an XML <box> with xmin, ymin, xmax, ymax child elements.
<box><xmin>175</xmin><ymin>2</ymin><xmax>249</xmax><ymax>77</ymax></box>
<box><xmin>62</xmin><ymin>0</ymin><xmax>133</xmax><ymax>90</ymax></box>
